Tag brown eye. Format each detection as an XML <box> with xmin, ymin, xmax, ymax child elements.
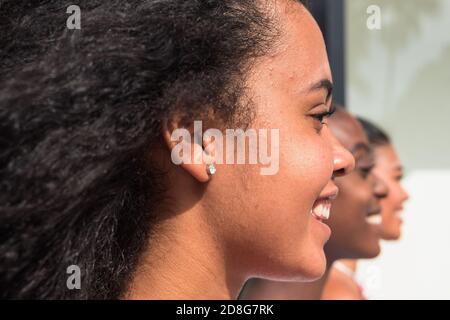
<box><xmin>358</xmin><ymin>165</ymin><xmax>375</xmax><ymax>179</ymax></box>
<box><xmin>313</xmin><ymin>105</ymin><xmax>336</xmax><ymax>123</ymax></box>
<box><xmin>312</xmin><ymin>112</ymin><xmax>328</xmax><ymax>123</ymax></box>
<box><xmin>311</xmin><ymin>105</ymin><xmax>336</xmax><ymax>132</ymax></box>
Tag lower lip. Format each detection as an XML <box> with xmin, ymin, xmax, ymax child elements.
<box><xmin>311</xmin><ymin>215</ymin><xmax>331</xmax><ymax>239</ymax></box>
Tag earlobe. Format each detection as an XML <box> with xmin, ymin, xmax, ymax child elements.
<box><xmin>162</xmin><ymin>118</ymin><xmax>215</xmax><ymax>183</ymax></box>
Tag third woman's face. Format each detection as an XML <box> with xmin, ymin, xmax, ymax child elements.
<box><xmin>324</xmin><ymin>110</ymin><xmax>387</xmax><ymax>260</ymax></box>
<box><xmin>374</xmin><ymin>145</ymin><xmax>409</xmax><ymax>240</ymax></box>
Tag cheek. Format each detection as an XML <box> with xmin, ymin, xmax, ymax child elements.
<box><xmin>282</xmin><ymin>134</ymin><xmax>334</xmax><ymax>193</ymax></box>
<box><xmin>265</xmin><ymin>134</ymin><xmax>334</xmax><ymax>230</ymax></box>
<box><xmin>336</xmin><ymin>176</ymin><xmax>373</xmax><ymax>217</ymax></box>
<box><xmin>381</xmin><ymin>196</ymin><xmax>396</xmax><ymax>216</ymax></box>
<box><xmin>391</xmin><ymin>183</ymin><xmax>406</xmax><ymax>207</ymax></box>
<box><xmin>221</xmin><ymin>133</ymin><xmax>333</xmax><ymax>240</ymax></box>
<box><xmin>355</xmin><ymin>187</ymin><xmax>374</xmax><ymax>213</ymax></box>
<box><xmin>381</xmin><ymin>182</ymin><xmax>400</xmax><ymax>214</ymax></box>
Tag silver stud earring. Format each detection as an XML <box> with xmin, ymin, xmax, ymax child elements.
<box><xmin>206</xmin><ymin>163</ymin><xmax>216</xmax><ymax>175</ymax></box>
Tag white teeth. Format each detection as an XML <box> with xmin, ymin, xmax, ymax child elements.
<box><xmin>311</xmin><ymin>200</ymin><xmax>331</xmax><ymax>220</ymax></box>
<box><xmin>366</xmin><ymin>215</ymin><xmax>382</xmax><ymax>225</ymax></box>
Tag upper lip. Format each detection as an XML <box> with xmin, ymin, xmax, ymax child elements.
<box><xmin>316</xmin><ymin>186</ymin><xmax>339</xmax><ymax>202</ymax></box>
<box><xmin>367</xmin><ymin>206</ymin><xmax>382</xmax><ymax>216</ymax></box>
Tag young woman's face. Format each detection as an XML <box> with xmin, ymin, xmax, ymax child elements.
<box><xmin>205</xmin><ymin>2</ymin><xmax>354</xmax><ymax>282</ymax></box>
<box><xmin>324</xmin><ymin>110</ymin><xmax>387</xmax><ymax>260</ymax></box>
<box><xmin>374</xmin><ymin>145</ymin><xmax>409</xmax><ymax>240</ymax></box>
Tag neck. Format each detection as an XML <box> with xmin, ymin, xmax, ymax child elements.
<box><xmin>338</xmin><ymin>259</ymin><xmax>358</xmax><ymax>273</ymax></box>
<box><xmin>289</xmin><ymin>268</ymin><xmax>331</xmax><ymax>300</ymax></box>
<box><xmin>242</xmin><ymin>264</ymin><xmax>334</xmax><ymax>300</ymax></box>
<box><xmin>125</xmin><ymin>206</ymin><xmax>244</xmax><ymax>300</ymax></box>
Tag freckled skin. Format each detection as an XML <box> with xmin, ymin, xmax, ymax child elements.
<box><xmin>128</xmin><ymin>1</ymin><xmax>354</xmax><ymax>299</ymax></box>
<box><xmin>217</xmin><ymin>3</ymin><xmax>354</xmax><ymax>282</ymax></box>
<box><xmin>240</xmin><ymin>108</ymin><xmax>388</xmax><ymax>301</ymax></box>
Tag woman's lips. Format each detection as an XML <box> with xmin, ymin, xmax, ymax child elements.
<box><xmin>366</xmin><ymin>214</ymin><xmax>382</xmax><ymax>225</ymax></box>
<box><xmin>311</xmin><ymin>188</ymin><xmax>338</xmax><ymax>221</ymax></box>
<box><xmin>311</xmin><ymin>199</ymin><xmax>332</xmax><ymax>221</ymax></box>
<box><xmin>395</xmin><ymin>207</ymin><xmax>404</xmax><ymax>218</ymax></box>
<box><xmin>365</xmin><ymin>206</ymin><xmax>382</xmax><ymax>225</ymax></box>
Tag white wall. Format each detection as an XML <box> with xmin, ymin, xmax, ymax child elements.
<box><xmin>346</xmin><ymin>0</ymin><xmax>450</xmax><ymax>299</ymax></box>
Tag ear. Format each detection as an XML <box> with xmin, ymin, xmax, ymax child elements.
<box><xmin>162</xmin><ymin>118</ymin><xmax>216</xmax><ymax>183</ymax></box>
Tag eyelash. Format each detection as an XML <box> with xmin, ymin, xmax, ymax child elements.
<box><xmin>359</xmin><ymin>165</ymin><xmax>375</xmax><ymax>179</ymax></box>
<box><xmin>312</xmin><ymin>105</ymin><xmax>337</xmax><ymax>124</ymax></box>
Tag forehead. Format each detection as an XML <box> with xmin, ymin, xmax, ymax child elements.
<box><xmin>375</xmin><ymin>145</ymin><xmax>401</xmax><ymax>167</ymax></box>
<box><xmin>329</xmin><ymin>111</ymin><xmax>370</xmax><ymax>153</ymax></box>
<box><xmin>266</xmin><ymin>1</ymin><xmax>332</xmax><ymax>88</ymax></box>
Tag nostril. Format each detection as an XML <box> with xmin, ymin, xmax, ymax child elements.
<box><xmin>332</xmin><ymin>154</ymin><xmax>355</xmax><ymax>179</ymax></box>
<box><xmin>332</xmin><ymin>168</ymin><xmax>347</xmax><ymax>178</ymax></box>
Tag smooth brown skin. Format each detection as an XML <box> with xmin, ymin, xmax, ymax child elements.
<box><xmin>125</xmin><ymin>2</ymin><xmax>354</xmax><ymax>299</ymax></box>
<box><xmin>375</xmin><ymin>145</ymin><xmax>409</xmax><ymax>240</ymax></box>
<box><xmin>322</xmin><ymin>145</ymin><xmax>409</xmax><ymax>300</ymax></box>
<box><xmin>324</xmin><ymin>109</ymin><xmax>389</xmax><ymax>261</ymax></box>
<box><xmin>321</xmin><ymin>259</ymin><xmax>363</xmax><ymax>300</ymax></box>
<box><xmin>241</xmin><ymin>107</ymin><xmax>387</xmax><ymax>300</ymax></box>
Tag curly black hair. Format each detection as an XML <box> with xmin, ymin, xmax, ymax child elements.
<box><xmin>0</xmin><ymin>0</ymin><xmax>306</xmax><ymax>299</ymax></box>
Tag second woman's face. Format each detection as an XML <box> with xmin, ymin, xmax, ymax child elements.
<box><xmin>324</xmin><ymin>111</ymin><xmax>388</xmax><ymax>260</ymax></box>
<box><xmin>205</xmin><ymin>2</ymin><xmax>354</xmax><ymax>282</ymax></box>
<box><xmin>374</xmin><ymin>145</ymin><xmax>409</xmax><ymax>240</ymax></box>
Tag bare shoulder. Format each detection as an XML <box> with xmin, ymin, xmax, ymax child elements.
<box><xmin>321</xmin><ymin>268</ymin><xmax>363</xmax><ymax>300</ymax></box>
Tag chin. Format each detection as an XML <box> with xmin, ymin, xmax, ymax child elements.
<box><xmin>353</xmin><ymin>241</ymin><xmax>381</xmax><ymax>259</ymax></box>
<box><xmin>383</xmin><ymin>231</ymin><xmax>402</xmax><ymax>241</ymax></box>
<box><xmin>381</xmin><ymin>222</ymin><xmax>402</xmax><ymax>240</ymax></box>
<box><xmin>297</xmin><ymin>248</ymin><xmax>327</xmax><ymax>281</ymax></box>
<box><xmin>276</xmin><ymin>249</ymin><xmax>327</xmax><ymax>282</ymax></box>
<box><xmin>365</xmin><ymin>244</ymin><xmax>382</xmax><ymax>259</ymax></box>
<box><xmin>259</xmin><ymin>242</ymin><xmax>327</xmax><ymax>282</ymax></box>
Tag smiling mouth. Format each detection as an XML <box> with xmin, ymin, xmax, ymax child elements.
<box><xmin>311</xmin><ymin>199</ymin><xmax>332</xmax><ymax>221</ymax></box>
<box><xmin>366</xmin><ymin>214</ymin><xmax>382</xmax><ymax>225</ymax></box>
<box><xmin>395</xmin><ymin>207</ymin><xmax>404</xmax><ymax>218</ymax></box>
<box><xmin>366</xmin><ymin>207</ymin><xmax>382</xmax><ymax>225</ymax></box>
<box><xmin>311</xmin><ymin>188</ymin><xmax>338</xmax><ymax>222</ymax></box>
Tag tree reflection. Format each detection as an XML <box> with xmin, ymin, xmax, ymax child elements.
<box><xmin>347</xmin><ymin>0</ymin><xmax>441</xmax><ymax>94</ymax></box>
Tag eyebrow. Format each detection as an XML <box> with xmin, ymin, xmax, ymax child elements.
<box><xmin>351</xmin><ymin>142</ymin><xmax>372</xmax><ymax>155</ymax></box>
<box><xmin>309</xmin><ymin>79</ymin><xmax>334</xmax><ymax>102</ymax></box>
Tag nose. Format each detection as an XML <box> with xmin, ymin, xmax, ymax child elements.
<box><xmin>372</xmin><ymin>172</ymin><xmax>389</xmax><ymax>199</ymax></box>
<box><xmin>400</xmin><ymin>186</ymin><xmax>410</xmax><ymax>202</ymax></box>
<box><xmin>329</xmin><ymin>130</ymin><xmax>355</xmax><ymax>178</ymax></box>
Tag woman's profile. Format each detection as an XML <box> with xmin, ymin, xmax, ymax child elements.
<box><xmin>0</xmin><ymin>0</ymin><xmax>354</xmax><ymax>299</ymax></box>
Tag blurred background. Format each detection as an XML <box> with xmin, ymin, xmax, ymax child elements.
<box><xmin>312</xmin><ymin>0</ymin><xmax>450</xmax><ymax>299</ymax></box>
